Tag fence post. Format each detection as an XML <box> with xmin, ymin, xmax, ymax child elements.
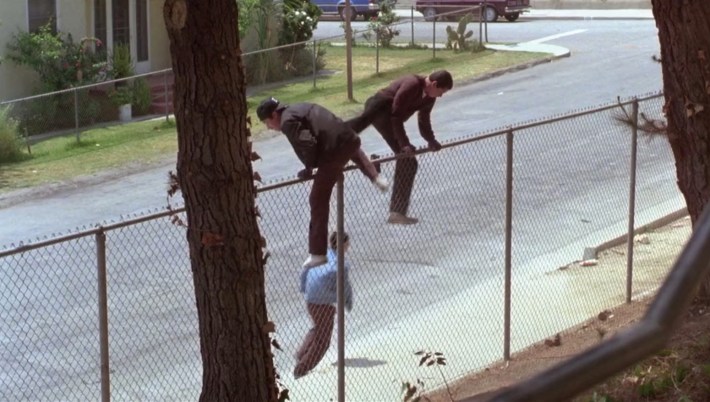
<box><xmin>484</xmin><ymin>0</ymin><xmax>489</xmax><ymax>42</ymax></box>
<box><xmin>24</xmin><ymin>128</ymin><xmax>32</xmax><ymax>155</ymax></box>
<box><xmin>336</xmin><ymin>176</ymin><xmax>345</xmax><ymax>402</ymax></box>
<box><xmin>74</xmin><ymin>88</ymin><xmax>80</xmax><ymax>142</ymax></box>
<box><xmin>345</xmin><ymin>0</ymin><xmax>354</xmax><ymax>101</ymax></box>
<box><xmin>376</xmin><ymin>29</ymin><xmax>380</xmax><ymax>74</ymax></box>
<box><xmin>410</xmin><ymin>6</ymin><xmax>415</xmax><ymax>47</ymax></box>
<box><xmin>479</xmin><ymin>6</ymin><xmax>483</xmax><ymax>46</ymax></box>
<box><xmin>163</xmin><ymin>70</ymin><xmax>169</xmax><ymax>122</ymax></box>
<box><xmin>96</xmin><ymin>229</ymin><xmax>111</xmax><ymax>402</ymax></box>
<box><xmin>625</xmin><ymin>99</ymin><xmax>639</xmax><ymax>303</ymax></box>
<box><xmin>432</xmin><ymin>18</ymin><xmax>437</xmax><ymax>59</ymax></box>
<box><xmin>313</xmin><ymin>38</ymin><xmax>318</xmax><ymax>89</ymax></box>
<box><xmin>504</xmin><ymin>129</ymin><xmax>514</xmax><ymax>361</ymax></box>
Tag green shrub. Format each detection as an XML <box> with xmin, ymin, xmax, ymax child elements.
<box><xmin>238</xmin><ymin>0</ymin><xmax>262</xmax><ymax>39</ymax></box>
<box><xmin>110</xmin><ymin>43</ymin><xmax>134</xmax><ymax>80</ymax></box>
<box><xmin>109</xmin><ymin>86</ymin><xmax>133</xmax><ymax>106</ymax></box>
<box><xmin>131</xmin><ymin>78</ymin><xmax>152</xmax><ymax>116</ymax></box>
<box><xmin>364</xmin><ymin>0</ymin><xmax>400</xmax><ymax>48</ymax></box>
<box><xmin>0</xmin><ymin>107</ymin><xmax>26</xmax><ymax>164</ymax></box>
<box><xmin>6</xmin><ymin>23</ymin><xmax>107</xmax><ymax>92</ymax></box>
<box><xmin>279</xmin><ymin>0</ymin><xmax>321</xmax><ymax>46</ymax></box>
<box><xmin>446</xmin><ymin>14</ymin><xmax>474</xmax><ymax>51</ymax></box>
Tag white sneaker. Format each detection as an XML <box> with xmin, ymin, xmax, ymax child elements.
<box><xmin>302</xmin><ymin>254</ymin><xmax>327</xmax><ymax>268</ymax></box>
<box><xmin>373</xmin><ymin>175</ymin><xmax>389</xmax><ymax>193</ymax></box>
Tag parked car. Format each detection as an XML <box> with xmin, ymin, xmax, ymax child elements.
<box><xmin>414</xmin><ymin>0</ymin><xmax>531</xmax><ymax>22</ymax></box>
<box><xmin>314</xmin><ymin>0</ymin><xmax>381</xmax><ymax>21</ymax></box>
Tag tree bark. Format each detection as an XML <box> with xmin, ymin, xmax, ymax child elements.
<box><xmin>652</xmin><ymin>1</ymin><xmax>710</xmax><ymax>296</ymax></box>
<box><xmin>163</xmin><ymin>1</ymin><xmax>277</xmax><ymax>400</ymax></box>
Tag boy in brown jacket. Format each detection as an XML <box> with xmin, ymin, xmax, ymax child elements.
<box><xmin>348</xmin><ymin>70</ymin><xmax>453</xmax><ymax>224</ymax></box>
<box><xmin>257</xmin><ymin>98</ymin><xmax>387</xmax><ymax>268</ymax></box>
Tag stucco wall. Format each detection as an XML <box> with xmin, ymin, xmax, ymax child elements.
<box><xmin>150</xmin><ymin>0</ymin><xmax>171</xmax><ymax>71</ymax></box>
<box><xmin>0</xmin><ymin>0</ymin><xmax>92</xmax><ymax>101</ymax></box>
<box><xmin>0</xmin><ymin>1</ymin><xmax>37</xmax><ymax>101</ymax></box>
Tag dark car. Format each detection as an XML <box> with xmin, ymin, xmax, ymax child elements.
<box><xmin>415</xmin><ymin>0</ymin><xmax>530</xmax><ymax>22</ymax></box>
<box><xmin>314</xmin><ymin>0</ymin><xmax>380</xmax><ymax>21</ymax></box>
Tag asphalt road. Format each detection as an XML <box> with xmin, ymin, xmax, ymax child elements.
<box><xmin>0</xmin><ymin>19</ymin><xmax>683</xmax><ymax>401</ymax></box>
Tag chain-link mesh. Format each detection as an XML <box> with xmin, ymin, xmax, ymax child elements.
<box><xmin>0</xmin><ymin>237</ymin><xmax>100</xmax><ymax>401</ymax></box>
<box><xmin>103</xmin><ymin>217</ymin><xmax>198</xmax><ymax>400</ymax></box>
<box><xmin>0</xmin><ymin>92</ymin><xmax>687</xmax><ymax>401</ymax></box>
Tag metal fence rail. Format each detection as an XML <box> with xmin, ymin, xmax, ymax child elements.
<box><xmin>0</xmin><ymin>91</ymin><xmax>687</xmax><ymax>401</ymax></box>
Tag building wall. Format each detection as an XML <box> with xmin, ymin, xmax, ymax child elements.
<box><xmin>0</xmin><ymin>1</ymin><xmax>38</xmax><ymax>101</ymax></box>
<box><xmin>149</xmin><ymin>0</ymin><xmax>171</xmax><ymax>71</ymax></box>
<box><xmin>1</xmin><ymin>0</ymin><xmax>171</xmax><ymax>102</ymax></box>
<box><xmin>0</xmin><ymin>0</ymin><xmax>93</xmax><ymax>101</ymax></box>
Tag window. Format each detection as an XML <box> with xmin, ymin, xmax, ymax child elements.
<box><xmin>94</xmin><ymin>0</ymin><xmax>107</xmax><ymax>47</ymax></box>
<box><xmin>112</xmin><ymin>0</ymin><xmax>130</xmax><ymax>46</ymax></box>
<box><xmin>136</xmin><ymin>0</ymin><xmax>148</xmax><ymax>62</ymax></box>
<box><xmin>28</xmin><ymin>0</ymin><xmax>57</xmax><ymax>33</ymax></box>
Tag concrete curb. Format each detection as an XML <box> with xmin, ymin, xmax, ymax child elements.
<box><xmin>392</xmin><ymin>9</ymin><xmax>654</xmax><ymax>21</ymax></box>
<box><xmin>519</xmin><ymin>14</ymin><xmax>653</xmax><ymax>20</ymax></box>
<box><xmin>584</xmin><ymin>208</ymin><xmax>689</xmax><ymax>260</ymax></box>
<box><xmin>460</xmin><ymin>45</ymin><xmax>570</xmax><ymax>86</ymax></box>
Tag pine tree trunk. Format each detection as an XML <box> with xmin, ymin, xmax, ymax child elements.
<box><xmin>652</xmin><ymin>1</ymin><xmax>710</xmax><ymax>297</ymax></box>
<box><xmin>163</xmin><ymin>1</ymin><xmax>277</xmax><ymax>400</ymax></box>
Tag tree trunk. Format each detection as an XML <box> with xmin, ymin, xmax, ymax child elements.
<box><xmin>652</xmin><ymin>1</ymin><xmax>710</xmax><ymax>296</ymax></box>
<box><xmin>163</xmin><ymin>1</ymin><xmax>277</xmax><ymax>400</ymax></box>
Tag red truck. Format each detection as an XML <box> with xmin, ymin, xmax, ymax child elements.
<box><xmin>415</xmin><ymin>0</ymin><xmax>531</xmax><ymax>22</ymax></box>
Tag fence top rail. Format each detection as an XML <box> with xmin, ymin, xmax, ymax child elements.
<box><xmin>0</xmin><ymin>69</ymin><xmax>174</xmax><ymax>105</ymax></box>
<box><xmin>0</xmin><ymin>91</ymin><xmax>664</xmax><ymax>257</ymax></box>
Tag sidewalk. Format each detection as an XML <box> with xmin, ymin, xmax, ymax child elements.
<box><xmin>394</xmin><ymin>8</ymin><xmax>654</xmax><ymax>20</ymax></box>
<box><xmin>524</xmin><ymin>8</ymin><xmax>653</xmax><ymax>19</ymax></box>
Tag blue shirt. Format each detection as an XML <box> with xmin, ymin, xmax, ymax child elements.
<box><xmin>299</xmin><ymin>249</ymin><xmax>353</xmax><ymax>310</ymax></box>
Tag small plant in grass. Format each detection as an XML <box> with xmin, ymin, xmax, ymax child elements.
<box><xmin>363</xmin><ymin>0</ymin><xmax>400</xmax><ymax>48</ymax></box>
<box><xmin>131</xmin><ymin>78</ymin><xmax>152</xmax><ymax>116</ymax></box>
<box><xmin>401</xmin><ymin>350</ymin><xmax>453</xmax><ymax>402</ymax></box>
<box><xmin>109</xmin><ymin>86</ymin><xmax>134</xmax><ymax>107</ymax></box>
<box><xmin>446</xmin><ymin>14</ymin><xmax>474</xmax><ymax>51</ymax></box>
<box><xmin>110</xmin><ymin>43</ymin><xmax>134</xmax><ymax>80</ymax></box>
<box><xmin>0</xmin><ymin>106</ymin><xmax>27</xmax><ymax>164</ymax></box>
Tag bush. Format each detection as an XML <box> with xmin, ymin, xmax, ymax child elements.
<box><xmin>131</xmin><ymin>78</ymin><xmax>152</xmax><ymax>116</ymax></box>
<box><xmin>0</xmin><ymin>107</ymin><xmax>26</xmax><ymax>164</ymax></box>
<box><xmin>279</xmin><ymin>0</ymin><xmax>321</xmax><ymax>46</ymax></box>
<box><xmin>109</xmin><ymin>86</ymin><xmax>133</xmax><ymax>106</ymax></box>
<box><xmin>363</xmin><ymin>0</ymin><xmax>400</xmax><ymax>48</ymax></box>
<box><xmin>241</xmin><ymin>0</ymin><xmax>326</xmax><ymax>85</ymax></box>
<box><xmin>110</xmin><ymin>43</ymin><xmax>134</xmax><ymax>80</ymax></box>
<box><xmin>445</xmin><ymin>14</ymin><xmax>484</xmax><ymax>53</ymax></box>
<box><xmin>5</xmin><ymin>23</ymin><xmax>108</xmax><ymax>92</ymax></box>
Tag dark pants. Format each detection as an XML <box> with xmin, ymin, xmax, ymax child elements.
<box><xmin>309</xmin><ymin>136</ymin><xmax>361</xmax><ymax>255</ymax></box>
<box><xmin>348</xmin><ymin>96</ymin><xmax>418</xmax><ymax>215</ymax></box>
<box><xmin>294</xmin><ymin>303</ymin><xmax>336</xmax><ymax>377</ymax></box>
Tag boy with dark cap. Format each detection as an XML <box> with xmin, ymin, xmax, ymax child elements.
<box><xmin>256</xmin><ymin>98</ymin><xmax>388</xmax><ymax>268</ymax></box>
<box><xmin>347</xmin><ymin>70</ymin><xmax>453</xmax><ymax>225</ymax></box>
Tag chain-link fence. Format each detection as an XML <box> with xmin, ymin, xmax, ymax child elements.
<box><xmin>0</xmin><ymin>91</ymin><xmax>687</xmax><ymax>401</ymax></box>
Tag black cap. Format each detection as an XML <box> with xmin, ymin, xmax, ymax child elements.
<box><xmin>256</xmin><ymin>97</ymin><xmax>280</xmax><ymax>121</ymax></box>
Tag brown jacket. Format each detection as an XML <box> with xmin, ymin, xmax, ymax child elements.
<box><xmin>377</xmin><ymin>74</ymin><xmax>436</xmax><ymax>148</ymax></box>
<box><xmin>279</xmin><ymin>103</ymin><xmax>358</xmax><ymax>169</ymax></box>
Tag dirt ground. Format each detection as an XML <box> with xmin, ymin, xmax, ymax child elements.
<box><xmin>425</xmin><ymin>215</ymin><xmax>706</xmax><ymax>402</ymax></box>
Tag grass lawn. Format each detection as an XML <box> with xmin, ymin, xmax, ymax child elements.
<box><xmin>0</xmin><ymin>44</ymin><xmax>549</xmax><ymax>194</ymax></box>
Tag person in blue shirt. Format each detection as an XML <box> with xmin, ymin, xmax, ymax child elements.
<box><xmin>294</xmin><ymin>231</ymin><xmax>354</xmax><ymax>379</ymax></box>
